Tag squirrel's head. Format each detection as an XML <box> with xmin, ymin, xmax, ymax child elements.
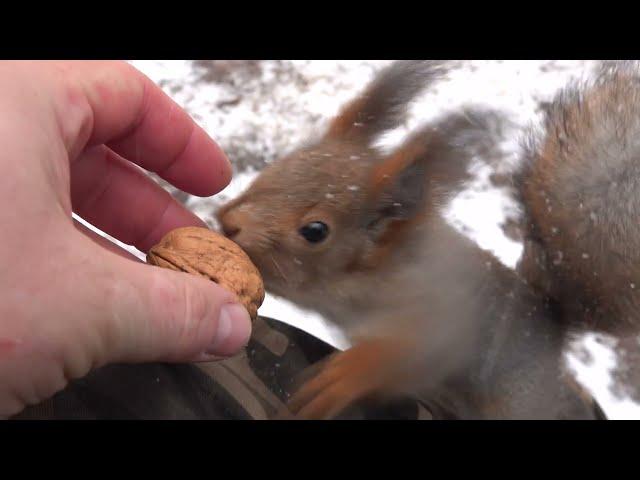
<box><xmin>217</xmin><ymin>136</ymin><xmax>436</xmax><ymax>301</ymax></box>
<box><xmin>217</xmin><ymin>61</ymin><xmax>453</xmax><ymax>303</ymax></box>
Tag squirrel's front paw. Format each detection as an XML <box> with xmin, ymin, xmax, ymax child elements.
<box><xmin>278</xmin><ymin>339</ymin><xmax>409</xmax><ymax>420</ymax></box>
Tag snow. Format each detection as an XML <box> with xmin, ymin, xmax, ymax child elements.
<box><xmin>567</xmin><ymin>333</ymin><xmax>640</xmax><ymax>420</ymax></box>
<box><xmin>116</xmin><ymin>60</ymin><xmax>640</xmax><ymax>418</ymax></box>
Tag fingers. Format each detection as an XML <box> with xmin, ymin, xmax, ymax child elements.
<box><xmin>56</xmin><ymin>61</ymin><xmax>231</xmax><ymax>197</ymax></box>
<box><xmin>70</xmin><ymin>145</ymin><xmax>208</xmax><ymax>252</ymax></box>
<box><xmin>84</xmin><ymin>243</ymin><xmax>252</xmax><ymax>364</ymax></box>
<box><xmin>61</xmin><ymin>63</ymin><xmax>252</xmax><ymax>367</ymax></box>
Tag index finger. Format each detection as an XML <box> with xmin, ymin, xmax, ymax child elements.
<box><xmin>57</xmin><ymin>61</ymin><xmax>232</xmax><ymax>197</ymax></box>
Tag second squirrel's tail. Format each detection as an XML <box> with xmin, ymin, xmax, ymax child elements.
<box><xmin>517</xmin><ymin>62</ymin><xmax>640</xmax><ymax>335</ymax></box>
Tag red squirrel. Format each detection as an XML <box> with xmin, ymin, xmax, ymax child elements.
<box><xmin>217</xmin><ymin>61</ymin><xmax>607</xmax><ymax>419</ymax></box>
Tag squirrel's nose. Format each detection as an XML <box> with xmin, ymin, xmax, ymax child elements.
<box><xmin>222</xmin><ymin>221</ymin><xmax>241</xmax><ymax>238</ymax></box>
<box><xmin>217</xmin><ymin>208</ymin><xmax>244</xmax><ymax>239</ymax></box>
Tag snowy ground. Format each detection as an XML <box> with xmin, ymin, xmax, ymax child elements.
<box><xmin>98</xmin><ymin>60</ymin><xmax>640</xmax><ymax>419</ymax></box>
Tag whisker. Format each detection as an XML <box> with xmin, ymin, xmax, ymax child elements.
<box><xmin>270</xmin><ymin>255</ymin><xmax>289</xmax><ymax>284</ymax></box>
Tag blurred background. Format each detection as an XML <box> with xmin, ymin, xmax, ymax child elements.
<box><xmin>109</xmin><ymin>60</ymin><xmax>640</xmax><ymax>419</ymax></box>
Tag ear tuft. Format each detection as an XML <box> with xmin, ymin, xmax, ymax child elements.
<box><xmin>326</xmin><ymin>61</ymin><xmax>453</xmax><ymax>143</ymax></box>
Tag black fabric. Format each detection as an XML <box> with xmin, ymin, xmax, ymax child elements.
<box><xmin>14</xmin><ymin>317</ymin><xmax>428</xmax><ymax>420</ymax></box>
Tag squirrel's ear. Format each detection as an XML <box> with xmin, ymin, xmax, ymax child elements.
<box><xmin>352</xmin><ymin>139</ymin><xmax>431</xmax><ymax>270</ymax></box>
<box><xmin>325</xmin><ymin>61</ymin><xmax>452</xmax><ymax>143</ymax></box>
<box><xmin>368</xmin><ymin>137</ymin><xmax>430</xmax><ymax>225</ymax></box>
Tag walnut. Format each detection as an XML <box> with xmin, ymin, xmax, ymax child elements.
<box><xmin>147</xmin><ymin>227</ymin><xmax>265</xmax><ymax>320</ymax></box>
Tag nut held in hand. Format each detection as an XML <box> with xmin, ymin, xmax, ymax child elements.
<box><xmin>147</xmin><ymin>226</ymin><xmax>265</xmax><ymax>320</ymax></box>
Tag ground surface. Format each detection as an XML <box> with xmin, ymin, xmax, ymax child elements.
<box><xmin>102</xmin><ymin>60</ymin><xmax>640</xmax><ymax>419</ymax></box>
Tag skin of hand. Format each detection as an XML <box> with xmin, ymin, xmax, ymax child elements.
<box><xmin>0</xmin><ymin>61</ymin><xmax>252</xmax><ymax>418</ymax></box>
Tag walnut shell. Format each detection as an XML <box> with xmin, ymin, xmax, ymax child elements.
<box><xmin>146</xmin><ymin>226</ymin><xmax>265</xmax><ymax>320</ymax></box>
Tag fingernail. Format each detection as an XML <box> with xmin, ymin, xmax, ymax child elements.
<box><xmin>206</xmin><ymin>303</ymin><xmax>252</xmax><ymax>357</ymax></box>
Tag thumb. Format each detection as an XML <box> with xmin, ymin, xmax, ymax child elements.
<box><xmin>91</xmin><ymin>248</ymin><xmax>253</xmax><ymax>365</ymax></box>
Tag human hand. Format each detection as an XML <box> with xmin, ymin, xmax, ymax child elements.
<box><xmin>0</xmin><ymin>61</ymin><xmax>252</xmax><ymax>417</ymax></box>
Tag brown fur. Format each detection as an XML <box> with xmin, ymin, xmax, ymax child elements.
<box><xmin>517</xmin><ymin>62</ymin><xmax>640</xmax><ymax>336</ymax></box>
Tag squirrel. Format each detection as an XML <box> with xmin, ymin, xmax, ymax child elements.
<box><xmin>216</xmin><ymin>60</ymin><xmax>608</xmax><ymax>419</ymax></box>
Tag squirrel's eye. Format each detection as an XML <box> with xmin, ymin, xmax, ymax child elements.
<box><xmin>299</xmin><ymin>222</ymin><xmax>329</xmax><ymax>243</ymax></box>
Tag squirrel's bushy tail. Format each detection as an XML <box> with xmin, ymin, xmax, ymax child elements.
<box><xmin>517</xmin><ymin>61</ymin><xmax>640</xmax><ymax>334</ymax></box>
